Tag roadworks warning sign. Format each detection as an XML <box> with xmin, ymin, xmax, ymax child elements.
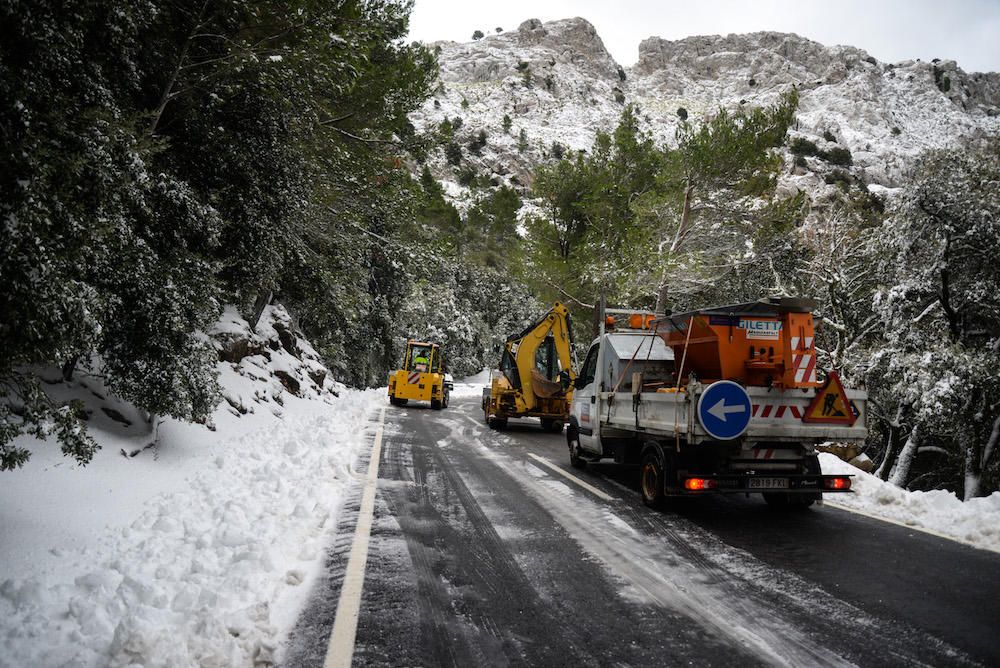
<box><xmin>803</xmin><ymin>371</ymin><xmax>857</xmax><ymax>426</ymax></box>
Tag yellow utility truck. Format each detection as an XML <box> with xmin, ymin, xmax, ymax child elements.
<box><xmin>482</xmin><ymin>302</ymin><xmax>576</xmax><ymax>431</ymax></box>
<box><xmin>388</xmin><ymin>340</ymin><xmax>451</xmax><ymax>409</ymax></box>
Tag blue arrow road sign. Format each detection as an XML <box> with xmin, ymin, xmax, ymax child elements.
<box><xmin>696</xmin><ymin>380</ymin><xmax>752</xmax><ymax>441</ymax></box>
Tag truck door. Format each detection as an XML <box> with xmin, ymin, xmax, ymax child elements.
<box><xmin>573</xmin><ymin>342</ymin><xmax>602</xmax><ymax>454</ymax></box>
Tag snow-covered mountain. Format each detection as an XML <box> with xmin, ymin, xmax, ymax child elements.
<box><xmin>412</xmin><ymin>17</ymin><xmax>1000</xmax><ymax>202</ymax></box>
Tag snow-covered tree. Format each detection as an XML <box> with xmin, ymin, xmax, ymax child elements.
<box><xmin>868</xmin><ymin>144</ymin><xmax>1000</xmax><ymax>498</ymax></box>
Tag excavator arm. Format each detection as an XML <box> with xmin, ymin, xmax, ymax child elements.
<box><xmin>502</xmin><ymin>302</ymin><xmax>576</xmax><ymax>411</ymax></box>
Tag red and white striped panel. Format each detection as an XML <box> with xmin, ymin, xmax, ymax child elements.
<box><xmin>408</xmin><ymin>372</ymin><xmax>421</xmax><ymax>384</ymax></box>
<box><xmin>751</xmin><ymin>404</ymin><xmax>804</xmax><ymax>421</ymax></box>
<box><xmin>789</xmin><ymin>335</ymin><xmax>814</xmax><ymax>351</ymax></box>
<box><xmin>792</xmin><ymin>353</ymin><xmax>817</xmax><ymax>384</ymax></box>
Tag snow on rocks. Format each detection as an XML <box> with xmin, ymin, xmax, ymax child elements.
<box><xmin>0</xmin><ymin>305</ymin><xmax>386</xmax><ymax>667</ymax></box>
<box><xmin>413</xmin><ymin>19</ymin><xmax>1000</xmax><ymax>208</ymax></box>
<box><xmin>819</xmin><ymin>453</ymin><xmax>1000</xmax><ymax>553</ymax></box>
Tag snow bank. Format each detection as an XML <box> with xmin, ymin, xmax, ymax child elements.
<box><xmin>0</xmin><ymin>305</ymin><xmax>386</xmax><ymax>667</ymax></box>
<box><xmin>450</xmin><ymin>368</ymin><xmax>492</xmax><ymax>398</ymax></box>
<box><xmin>820</xmin><ymin>453</ymin><xmax>1000</xmax><ymax>553</ymax></box>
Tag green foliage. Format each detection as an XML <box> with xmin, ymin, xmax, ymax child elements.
<box><xmin>1</xmin><ymin>375</ymin><xmax>98</xmax><ymax>471</ymax></box>
<box><xmin>457</xmin><ymin>166</ymin><xmax>478</xmax><ymax>187</ymax></box>
<box><xmin>551</xmin><ymin>142</ymin><xmax>565</xmax><ymax>159</ymax></box>
<box><xmin>400</xmin><ymin>266</ymin><xmax>538</xmax><ymax>376</ymax></box>
<box><xmin>445</xmin><ymin>141</ymin><xmax>463</xmax><ymax>165</ymax></box>
<box><xmin>468</xmin><ymin>129</ymin><xmax>488</xmax><ymax>155</ymax></box>
<box><xmin>0</xmin><ymin>0</ymin><xmax>438</xmax><ymax>465</ymax></box>
<box><xmin>822</xmin><ymin>146</ymin><xmax>854</xmax><ymax>166</ymax></box>
<box><xmin>502</xmin><ymin>114</ymin><xmax>512</xmax><ymax>133</ymax></box>
<box><xmin>824</xmin><ymin>169</ymin><xmax>852</xmax><ymax>189</ymax></box>
<box><xmin>823</xmin><ymin>130</ymin><xmax>837</xmax><ymax>143</ymax></box>
<box><xmin>528</xmin><ymin>105</ymin><xmax>669</xmax><ymax>308</ymax></box>
<box><xmin>472</xmin><ymin>30</ymin><xmax>484</xmax><ymax>41</ymax></box>
<box><xmin>676</xmin><ymin>107</ymin><xmax>688</xmax><ymax>121</ymax></box>
<box><xmin>790</xmin><ymin>137</ymin><xmax>820</xmax><ymax>156</ymax></box>
<box><xmin>518</xmin><ymin>128</ymin><xmax>529</xmax><ymax>152</ymax></box>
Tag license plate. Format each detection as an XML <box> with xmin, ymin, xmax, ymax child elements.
<box><xmin>749</xmin><ymin>477</ymin><xmax>789</xmax><ymax>489</ymax></box>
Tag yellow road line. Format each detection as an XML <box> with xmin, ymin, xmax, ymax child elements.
<box><xmin>323</xmin><ymin>406</ymin><xmax>386</xmax><ymax>668</ymax></box>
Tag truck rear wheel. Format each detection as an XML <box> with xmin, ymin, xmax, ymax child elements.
<box><xmin>640</xmin><ymin>450</ymin><xmax>666</xmax><ymax>509</ymax></box>
<box><xmin>488</xmin><ymin>415</ymin><xmax>507</xmax><ymax>430</ymax></box>
<box><xmin>567</xmin><ymin>426</ymin><xmax>585</xmax><ymax>469</ymax></box>
<box><xmin>389</xmin><ymin>396</ymin><xmax>407</xmax><ymax>406</ymax></box>
<box><xmin>431</xmin><ymin>398</ymin><xmax>442</xmax><ymax>410</ymax></box>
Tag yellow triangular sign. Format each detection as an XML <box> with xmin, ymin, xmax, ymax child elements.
<box><xmin>803</xmin><ymin>371</ymin><xmax>857</xmax><ymax>426</ymax></box>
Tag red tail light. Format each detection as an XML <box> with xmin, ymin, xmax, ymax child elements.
<box><xmin>823</xmin><ymin>476</ymin><xmax>852</xmax><ymax>490</ymax></box>
<box><xmin>684</xmin><ymin>478</ymin><xmax>717</xmax><ymax>491</ymax></box>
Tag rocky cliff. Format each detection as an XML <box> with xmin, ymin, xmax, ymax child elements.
<box><xmin>411</xmin><ymin>18</ymin><xmax>1000</xmax><ymax>205</ymax></box>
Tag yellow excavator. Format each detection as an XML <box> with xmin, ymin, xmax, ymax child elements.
<box><xmin>482</xmin><ymin>302</ymin><xmax>576</xmax><ymax>432</ymax></box>
<box><xmin>388</xmin><ymin>340</ymin><xmax>451</xmax><ymax>409</ymax></box>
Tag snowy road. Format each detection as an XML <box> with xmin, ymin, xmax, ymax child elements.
<box><xmin>284</xmin><ymin>397</ymin><xmax>1000</xmax><ymax>667</ymax></box>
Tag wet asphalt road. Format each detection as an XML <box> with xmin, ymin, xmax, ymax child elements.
<box><xmin>284</xmin><ymin>397</ymin><xmax>1000</xmax><ymax>667</ymax></box>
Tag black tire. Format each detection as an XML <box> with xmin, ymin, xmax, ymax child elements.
<box><xmin>540</xmin><ymin>418</ymin><xmax>563</xmax><ymax>433</ymax></box>
<box><xmin>640</xmin><ymin>449</ymin><xmax>666</xmax><ymax>509</ymax></box>
<box><xmin>488</xmin><ymin>416</ymin><xmax>507</xmax><ymax>430</ymax></box>
<box><xmin>431</xmin><ymin>398</ymin><xmax>442</xmax><ymax>410</ymax></box>
<box><xmin>442</xmin><ymin>393</ymin><xmax>449</xmax><ymax>409</ymax></box>
<box><xmin>389</xmin><ymin>396</ymin><xmax>408</xmax><ymax>406</ymax></box>
<box><xmin>567</xmin><ymin>426</ymin><xmax>586</xmax><ymax>469</ymax></box>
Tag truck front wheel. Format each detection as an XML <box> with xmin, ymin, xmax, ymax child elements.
<box><xmin>640</xmin><ymin>450</ymin><xmax>666</xmax><ymax>509</ymax></box>
<box><xmin>541</xmin><ymin>418</ymin><xmax>563</xmax><ymax>433</ymax></box>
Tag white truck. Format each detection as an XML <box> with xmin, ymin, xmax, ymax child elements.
<box><xmin>566</xmin><ymin>299</ymin><xmax>866</xmax><ymax>508</ymax></box>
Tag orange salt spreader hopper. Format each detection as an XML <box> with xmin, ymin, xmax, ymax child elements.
<box><xmin>653</xmin><ymin>296</ymin><xmax>822</xmax><ymax>389</ymax></box>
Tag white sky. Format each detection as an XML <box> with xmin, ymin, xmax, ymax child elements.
<box><xmin>407</xmin><ymin>0</ymin><xmax>1000</xmax><ymax>73</ymax></box>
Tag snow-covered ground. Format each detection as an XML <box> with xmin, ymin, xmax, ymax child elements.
<box><xmin>0</xmin><ymin>308</ymin><xmax>385</xmax><ymax>667</ymax></box>
<box><xmin>820</xmin><ymin>453</ymin><xmax>1000</xmax><ymax>553</ymax></box>
<box><xmin>4</xmin><ymin>331</ymin><xmax>997</xmax><ymax>666</ymax></box>
<box><xmin>449</xmin><ymin>367</ymin><xmax>492</xmax><ymax>399</ymax></box>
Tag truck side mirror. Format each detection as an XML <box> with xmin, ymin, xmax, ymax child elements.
<box><xmin>559</xmin><ymin>370</ymin><xmax>571</xmax><ymax>390</ymax></box>
<box><xmin>574</xmin><ymin>376</ymin><xmax>586</xmax><ymax>390</ymax></box>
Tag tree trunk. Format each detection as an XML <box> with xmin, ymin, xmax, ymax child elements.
<box><xmin>888</xmin><ymin>422</ymin><xmax>920</xmax><ymax>488</ymax></box>
<box><xmin>249</xmin><ymin>290</ymin><xmax>273</xmax><ymax>332</ymax></box>
<box><xmin>61</xmin><ymin>356</ymin><xmax>79</xmax><ymax>382</ymax></box>
<box><xmin>967</xmin><ymin>413</ymin><xmax>1000</xmax><ymax>500</ymax></box>
<box><xmin>655</xmin><ymin>181</ymin><xmax>694</xmax><ymax>314</ymax></box>
<box><xmin>874</xmin><ymin>405</ymin><xmax>904</xmax><ymax>480</ymax></box>
<box><xmin>148</xmin><ymin>1</ymin><xmax>209</xmax><ymax>136</ymax></box>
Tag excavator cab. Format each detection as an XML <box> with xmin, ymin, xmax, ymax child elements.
<box><xmin>388</xmin><ymin>340</ymin><xmax>450</xmax><ymax>409</ymax></box>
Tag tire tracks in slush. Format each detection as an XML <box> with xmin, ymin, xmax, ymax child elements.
<box><xmin>461</xmin><ymin>416</ymin><xmax>977</xmax><ymax>668</ymax></box>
